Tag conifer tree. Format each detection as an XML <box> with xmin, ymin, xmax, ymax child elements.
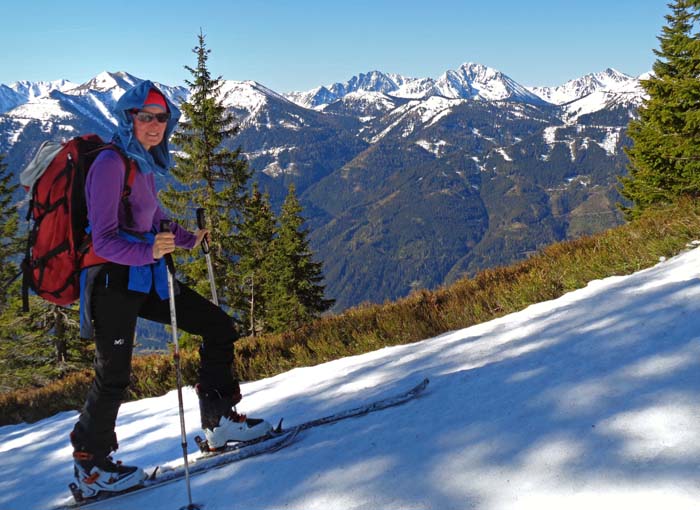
<box><xmin>265</xmin><ymin>185</ymin><xmax>334</xmax><ymax>331</ymax></box>
<box><xmin>619</xmin><ymin>0</ymin><xmax>700</xmax><ymax>218</ymax></box>
<box><xmin>0</xmin><ymin>153</ymin><xmax>20</xmax><ymax>310</ymax></box>
<box><xmin>161</xmin><ymin>31</ymin><xmax>252</xmax><ymax>318</ymax></box>
<box><xmin>0</xmin><ymin>154</ymin><xmax>86</xmax><ymax>389</ymax></box>
<box><xmin>237</xmin><ymin>183</ymin><xmax>276</xmax><ymax>336</ymax></box>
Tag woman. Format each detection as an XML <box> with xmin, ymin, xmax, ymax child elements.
<box><xmin>70</xmin><ymin>81</ymin><xmax>271</xmax><ymax>498</ymax></box>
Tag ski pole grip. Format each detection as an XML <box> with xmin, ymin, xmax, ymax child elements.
<box><xmin>160</xmin><ymin>219</ymin><xmax>172</xmax><ymax>233</ymax></box>
<box><xmin>196</xmin><ymin>208</ymin><xmax>206</xmax><ymax>229</ymax></box>
<box><xmin>159</xmin><ymin>220</ymin><xmax>176</xmax><ymax>274</ymax></box>
<box><xmin>196</xmin><ymin>208</ymin><xmax>210</xmax><ymax>254</ymax></box>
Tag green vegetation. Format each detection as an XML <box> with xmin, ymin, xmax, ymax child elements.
<box><xmin>619</xmin><ymin>0</ymin><xmax>700</xmax><ymax>217</ymax></box>
<box><xmin>161</xmin><ymin>32</ymin><xmax>332</xmax><ymax>339</ymax></box>
<box><xmin>161</xmin><ymin>30</ymin><xmax>254</xmax><ymax>318</ymax></box>
<box><xmin>0</xmin><ymin>153</ymin><xmax>88</xmax><ymax>392</ymax></box>
<box><xmin>2</xmin><ymin>197</ymin><xmax>700</xmax><ymax>425</ymax></box>
<box><xmin>262</xmin><ymin>184</ymin><xmax>334</xmax><ymax>333</ymax></box>
<box><xmin>2</xmin><ymin>3</ymin><xmax>699</xmax><ymax>428</ymax></box>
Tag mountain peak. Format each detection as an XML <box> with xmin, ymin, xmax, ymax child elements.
<box><xmin>7</xmin><ymin>78</ymin><xmax>78</xmax><ymax>101</ymax></box>
<box><xmin>529</xmin><ymin>68</ymin><xmax>637</xmax><ymax>105</ymax></box>
<box><xmin>218</xmin><ymin>79</ymin><xmax>298</xmax><ymax>116</ymax></box>
<box><xmin>433</xmin><ymin>62</ymin><xmax>546</xmax><ymax>104</ymax></box>
<box><xmin>457</xmin><ymin>62</ymin><xmax>499</xmax><ymax>78</ymax></box>
<box><xmin>77</xmin><ymin>71</ymin><xmax>141</xmax><ymax>93</ymax></box>
<box><xmin>286</xmin><ymin>70</ymin><xmax>404</xmax><ymax>109</ymax></box>
<box><xmin>327</xmin><ymin>70</ymin><xmax>400</xmax><ymax>98</ymax></box>
<box><xmin>287</xmin><ymin>63</ymin><xmax>547</xmax><ymax>108</ymax></box>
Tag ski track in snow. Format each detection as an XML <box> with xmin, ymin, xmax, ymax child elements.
<box><xmin>1</xmin><ymin>248</ymin><xmax>700</xmax><ymax>510</ymax></box>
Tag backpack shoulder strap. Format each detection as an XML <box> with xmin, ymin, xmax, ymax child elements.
<box><xmin>90</xmin><ymin>144</ymin><xmax>137</xmax><ymax>228</ymax></box>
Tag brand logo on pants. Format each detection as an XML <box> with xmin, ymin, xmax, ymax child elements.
<box><xmin>114</xmin><ymin>338</ymin><xmax>125</xmax><ymax>346</ymax></box>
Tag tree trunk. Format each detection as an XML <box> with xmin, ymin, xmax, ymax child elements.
<box><xmin>53</xmin><ymin>307</ymin><xmax>67</xmax><ymax>364</ymax></box>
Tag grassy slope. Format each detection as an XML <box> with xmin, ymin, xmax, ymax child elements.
<box><xmin>2</xmin><ymin>198</ymin><xmax>700</xmax><ymax>425</ymax></box>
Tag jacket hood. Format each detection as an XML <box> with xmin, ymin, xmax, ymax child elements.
<box><xmin>111</xmin><ymin>80</ymin><xmax>181</xmax><ymax>175</ymax></box>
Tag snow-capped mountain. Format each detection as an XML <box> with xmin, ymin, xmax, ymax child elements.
<box><xmin>0</xmin><ymin>64</ymin><xmax>647</xmax><ymax>312</ymax></box>
<box><xmin>287</xmin><ymin>64</ymin><xmax>646</xmax><ymax>118</ymax></box>
<box><xmin>524</xmin><ymin>68</ymin><xmax>648</xmax><ymax>124</ymax></box>
<box><xmin>218</xmin><ymin>79</ymin><xmax>301</xmax><ymax>120</ymax></box>
<box><xmin>0</xmin><ymin>79</ymin><xmax>78</xmax><ymax>115</ymax></box>
<box><xmin>0</xmin><ymin>85</ymin><xmax>24</xmax><ymax>114</ymax></box>
<box><xmin>287</xmin><ymin>63</ymin><xmax>552</xmax><ymax>109</ymax></box>
<box><xmin>561</xmin><ymin>86</ymin><xmax>647</xmax><ymax>124</ymax></box>
<box><xmin>72</xmin><ymin>71</ymin><xmax>140</xmax><ymax>93</ymax></box>
<box><xmin>528</xmin><ymin>68</ymin><xmax>640</xmax><ymax>105</ymax></box>
<box><xmin>67</xmin><ymin>71</ymin><xmax>189</xmax><ymax>112</ymax></box>
<box><xmin>284</xmin><ymin>86</ymin><xmax>337</xmax><ymax>110</ymax></box>
<box><xmin>331</xmin><ymin>70</ymin><xmax>405</xmax><ymax>97</ymax></box>
<box><xmin>0</xmin><ymin>71</ymin><xmax>188</xmax><ymax>158</ymax></box>
<box><xmin>323</xmin><ymin>90</ymin><xmax>407</xmax><ymax>119</ymax></box>
<box><xmin>286</xmin><ymin>71</ymin><xmax>430</xmax><ymax>109</ymax></box>
<box><xmin>0</xmin><ymin>71</ymin><xmax>187</xmax><ymax>121</ymax></box>
<box><xmin>430</xmin><ymin>62</ymin><xmax>548</xmax><ymax>104</ymax></box>
<box><xmin>9</xmin><ymin>78</ymin><xmax>77</xmax><ymax>101</ymax></box>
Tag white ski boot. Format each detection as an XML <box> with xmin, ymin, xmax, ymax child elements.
<box><xmin>72</xmin><ymin>452</ymin><xmax>146</xmax><ymax>499</ymax></box>
<box><xmin>204</xmin><ymin>410</ymin><xmax>273</xmax><ymax>450</ymax></box>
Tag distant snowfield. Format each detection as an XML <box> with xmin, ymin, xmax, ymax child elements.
<box><xmin>1</xmin><ymin>246</ymin><xmax>700</xmax><ymax>510</ymax></box>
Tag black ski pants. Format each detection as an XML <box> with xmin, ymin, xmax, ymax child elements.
<box><xmin>71</xmin><ymin>263</ymin><xmax>239</xmax><ymax>458</ymax></box>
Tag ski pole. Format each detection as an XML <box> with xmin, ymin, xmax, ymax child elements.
<box><xmin>160</xmin><ymin>220</ymin><xmax>201</xmax><ymax>510</ymax></box>
<box><xmin>196</xmin><ymin>208</ymin><xmax>218</xmax><ymax>306</ymax></box>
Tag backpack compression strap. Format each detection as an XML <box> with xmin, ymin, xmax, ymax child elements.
<box><xmin>21</xmin><ymin>146</ymin><xmax>137</xmax><ymax>312</ymax></box>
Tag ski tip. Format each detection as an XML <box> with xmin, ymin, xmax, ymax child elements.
<box><xmin>415</xmin><ymin>378</ymin><xmax>430</xmax><ymax>390</ymax></box>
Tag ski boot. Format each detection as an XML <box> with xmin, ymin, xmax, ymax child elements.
<box><xmin>197</xmin><ymin>385</ymin><xmax>273</xmax><ymax>451</ymax></box>
<box><xmin>203</xmin><ymin>409</ymin><xmax>273</xmax><ymax>450</ymax></box>
<box><xmin>70</xmin><ymin>451</ymin><xmax>146</xmax><ymax>501</ymax></box>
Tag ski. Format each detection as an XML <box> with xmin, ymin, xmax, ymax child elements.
<box><xmin>58</xmin><ymin>377</ymin><xmax>429</xmax><ymax>509</ymax></box>
<box><xmin>295</xmin><ymin>376</ymin><xmax>429</xmax><ymax>432</ymax></box>
<box><xmin>194</xmin><ymin>376</ymin><xmax>430</xmax><ymax>452</ymax></box>
<box><xmin>62</xmin><ymin>427</ymin><xmax>300</xmax><ymax>509</ymax></box>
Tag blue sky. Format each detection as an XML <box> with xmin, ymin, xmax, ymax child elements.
<box><xmin>2</xmin><ymin>0</ymin><xmax>668</xmax><ymax>92</ymax></box>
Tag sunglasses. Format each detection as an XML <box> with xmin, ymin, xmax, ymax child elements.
<box><xmin>131</xmin><ymin>110</ymin><xmax>170</xmax><ymax>124</ymax></box>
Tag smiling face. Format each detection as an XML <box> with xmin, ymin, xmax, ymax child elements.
<box><xmin>132</xmin><ymin>106</ymin><xmax>168</xmax><ymax>151</ymax></box>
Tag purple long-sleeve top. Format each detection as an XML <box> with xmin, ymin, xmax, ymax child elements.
<box><xmin>86</xmin><ymin>150</ymin><xmax>196</xmax><ymax>265</ymax></box>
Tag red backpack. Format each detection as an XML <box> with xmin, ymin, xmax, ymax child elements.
<box><xmin>20</xmin><ymin>134</ymin><xmax>136</xmax><ymax>310</ymax></box>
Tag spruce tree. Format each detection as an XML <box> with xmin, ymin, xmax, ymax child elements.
<box><xmin>161</xmin><ymin>31</ymin><xmax>252</xmax><ymax>320</ymax></box>
<box><xmin>0</xmin><ymin>153</ymin><xmax>87</xmax><ymax>390</ymax></box>
<box><xmin>619</xmin><ymin>0</ymin><xmax>700</xmax><ymax>218</ymax></box>
<box><xmin>265</xmin><ymin>185</ymin><xmax>334</xmax><ymax>331</ymax></box>
<box><xmin>0</xmin><ymin>153</ymin><xmax>20</xmax><ymax>310</ymax></box>
<box><xmin>237</xmin><ymin>183</ymin><xmax>276</xmax><ymax>336</ymax></box>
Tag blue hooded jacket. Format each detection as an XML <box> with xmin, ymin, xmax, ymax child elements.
<box><xmin>111</xmin><ymin>80</ymin><xmax>181</xmax><ymax>175</ymax></box>
<box><xmin>79</xmin><ymin>81</ymin><xmax>184</xmax><ymax>338</ymax></box>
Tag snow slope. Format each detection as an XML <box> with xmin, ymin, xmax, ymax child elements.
<box><xmin>1</xmin><ymin>246</ymin><xmax>700</xmax><ymax>510</ymax></box>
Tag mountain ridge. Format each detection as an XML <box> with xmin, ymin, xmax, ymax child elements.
<box><xmin>0</xmin><ymin>63</ymin><xmax>645</xmax><ymax>311</ymax></box>
<box><xmin>0</xmin><ymin>64</ymin><xmax>646</xmax><ymax>122</ymax></box>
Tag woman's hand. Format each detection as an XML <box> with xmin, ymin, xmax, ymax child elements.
<box><xmin>153</xmin><ymin>232</ymin><xmax>176</xmax><ymax>259</ymax></box>
<box><xmin>194</xmin><ymin>228</ymin><xmax>210</xmax><ymax>248</ymax></box>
